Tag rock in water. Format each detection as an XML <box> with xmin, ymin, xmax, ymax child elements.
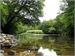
<box><xmin>0</xmin><ymin>50</ymin><xmax>4</xmax><ymax>56</ymax></box>
<box><xmin>0</xmin><ymin>33</ymin><xmax>17</xmax><ymax>47</ymax></box>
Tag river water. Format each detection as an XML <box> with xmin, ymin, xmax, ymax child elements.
<box><xmin>0</xmin><ymin>33</ymin><xmax>74</xmax><ymax>56</ymax></box>
<box><xmin>16</xmin><ymin>33</ymin><xmax>74</xmax><ymax>56</ymax></box>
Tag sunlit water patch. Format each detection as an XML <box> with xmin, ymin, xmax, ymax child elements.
<box><xmin>38</xmin><ymin>46</ymin><xmax>57</xmax><ymax>56</ymax></box>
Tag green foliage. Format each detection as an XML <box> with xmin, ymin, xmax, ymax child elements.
<box><xmin>40</xmin><ymin>20</ymin><xmax>61</xmax><ymax>34</ymax></box>
<box><xmin>62</xmin><ymin>0</ymin><xmax>74</xmax><ymax>36</ymax></box>
<box><xmin>26</xmin><ymin>30</ymin><xmax>43</xmax><ymax>34</ymax></box>
<box><xmin>1</xmin><ymin>0</ymin><xmax>45</xmax><ymax>34</ymax></box>
<box><xmin>56</xmin><ymin>0</ymin><xmax>74</xmax><ymax>37</ymax></box>
<box><xmin>40</xmin><ymin>0</ymin><xmax>74</xmax><ymax>37</ymax></box>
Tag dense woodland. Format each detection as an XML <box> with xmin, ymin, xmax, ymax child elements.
<box><xmin>1</xmin><ymin>0</ymin><xmax>44</xmax><ymax>34</ymax></box>
<box><xmin>1</xmin><ymin>0</ymin><xmax>74</xmax><ymax>37</ymax></box>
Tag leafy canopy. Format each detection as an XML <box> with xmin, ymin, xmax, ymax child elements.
<box><xmin>1</xmin><ymin>0</ymin><xmax>45</xmax><ymax>34</ymax></box>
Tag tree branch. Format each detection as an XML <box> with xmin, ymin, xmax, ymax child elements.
<box><xmin>3</xmin><ymin>0</ymin><xmax>28</xmax><ymax>29</ymax></box>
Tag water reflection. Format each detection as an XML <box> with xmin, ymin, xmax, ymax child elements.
<box><xmin>38</xmin><ymin>46</ymin><xmax>57</xmax><ymax>56</ymax></box>
<box><xmin>16</xmin><ymin>34</ymin><xmax>74</xmax><ymax>56</ymax></box>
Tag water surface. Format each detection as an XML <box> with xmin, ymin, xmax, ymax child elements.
<box><xmin>14</xmin><ymin>33</ymin><xmax>74</xmax><ymax>56</ymax></box>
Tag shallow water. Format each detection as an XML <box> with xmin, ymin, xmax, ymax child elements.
<box><xmin>38</xmin><ymin>46</ymin><xmax>57</xmax><ymax>56</ymax></box>
<box><xmin>1</xmin><ymin>34</ymin><xmax>74</xmax><ymax>56</ymax></box>
<box><xmin>16</xmin><ymin>34</ymin><xmax>74</xmax><ymax>55</ymax></box>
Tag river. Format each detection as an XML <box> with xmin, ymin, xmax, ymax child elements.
<box><xmin>1</xmin><ymin>33</ymin><xmax>74</xmax><ymax>56</ymax></box>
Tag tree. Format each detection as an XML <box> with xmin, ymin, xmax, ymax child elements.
<box><xmin>1</xmin><ymin>0</ymin><xmax>44</xmax><ymax>34</ymax></box>
<box><xmin>40</xmin><ymin>20</ymin><xmax>59</xmax><ymax>34</ymax></box>
<box><xmin>60</xmin><ymin>0</ymin><xmax>74</xmax><ymax>37</ymax></box>
<box><xmin>53</xmin><ymin>14</ymin><xmax>64</xmax><ymax>34</ymax></box>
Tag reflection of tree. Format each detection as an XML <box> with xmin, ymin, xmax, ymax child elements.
<box><xmin>42</xmin><ymin>35</ymin><xmax>49</xmax><ymax>41</ymax></box>
<box><xmin>37</xmin><ymin>35</ymin><xmax>55</xmax><ymax>49</ymax></box>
